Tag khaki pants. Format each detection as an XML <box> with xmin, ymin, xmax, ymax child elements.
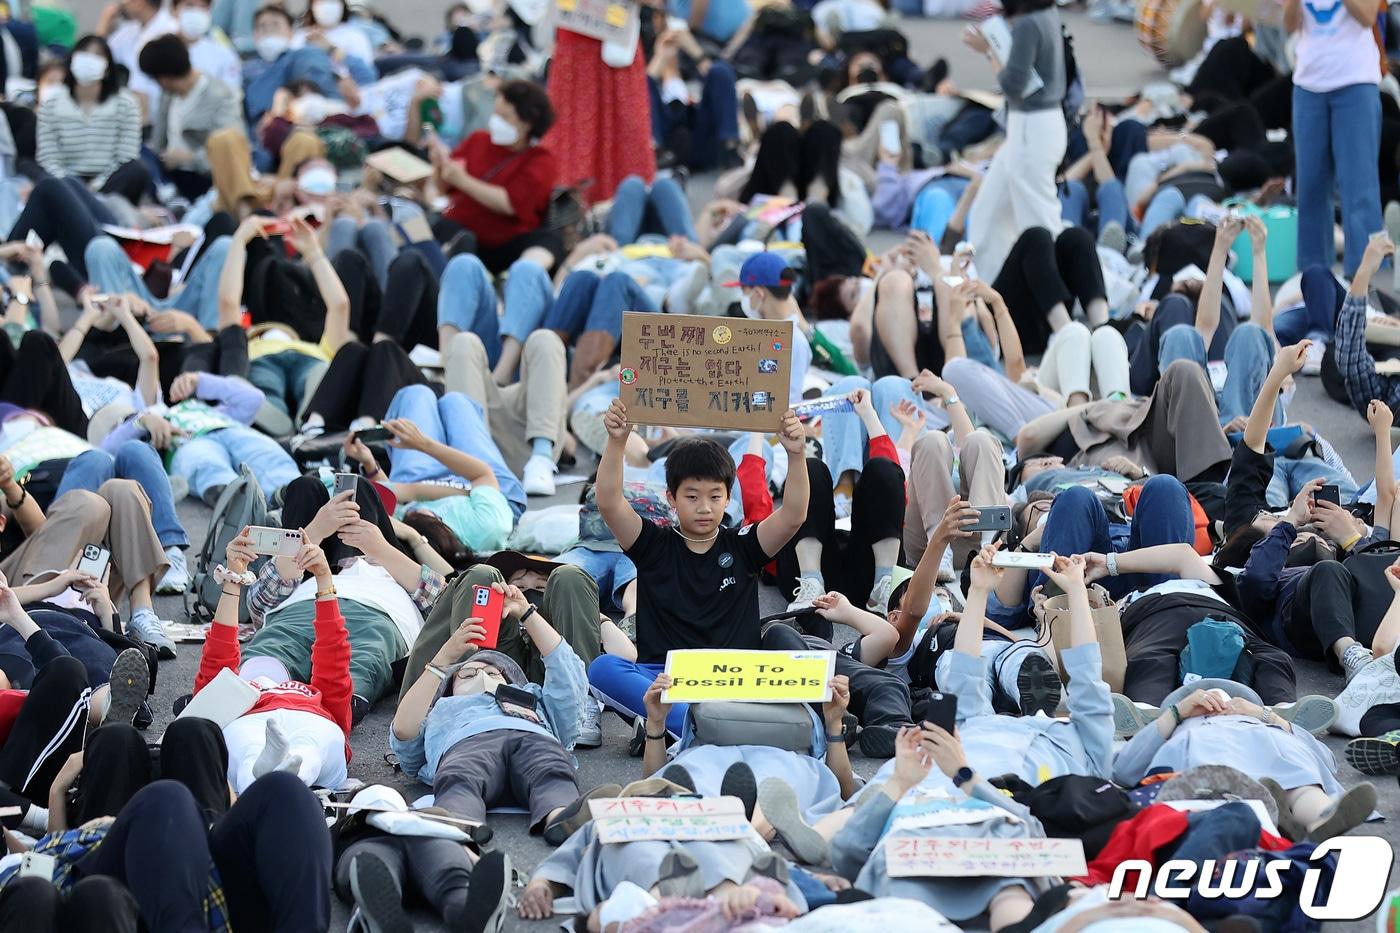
<box><xmin>2</xmin><ymin>482</ymin><xmax>167</xmax><ymax>599</ymax></box>
<box><xmin>443</xmin><ymin>330</ymin><xmax>567</xmax><ymax>476</ymax></box>
<box><xmin>904</xmin><ymin>430</ymin><xmax>1006</xmax><ymax>568</ymax></box>
<box><xmin>206</xmin><ymin>126</ymin><xmax>325</xmax><ymax>215</ymax></box>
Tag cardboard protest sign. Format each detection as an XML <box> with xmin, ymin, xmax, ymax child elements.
<box><xmin>589</xmin><ymin>796</ymin><xmax>754</xmax><ymax>844</ymax></box>
<box><xmin>365</xmin><ymin>147</ymin><xmax>433</xmax><ymax>185</ymax></box>
<box><xmin>556</xmin><ymin>0</ymin><xmax>639</xmax><ymax>46</ymax></box>
<box><xmin>884</xmin><ymin>837</ymin><xmax>1087</xmax><ymax>878</ymax></box>
<box><xmin>661</xmin><ymin>649</ymin><xmax>835</xmax><ymax>704</ymax></box>
<box><xmin>620</xmin><ymin>312</ymin><xmax>793</xmax><ymax>431</ymax></box>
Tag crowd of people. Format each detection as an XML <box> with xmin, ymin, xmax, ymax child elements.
<box><xmin>0</xmin><ymin>0</ymin><xmax>1397</xmax><ymax>928</ymax></box>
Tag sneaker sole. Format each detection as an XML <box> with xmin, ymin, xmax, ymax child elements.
<box><xmin>1272</xmin><ymin>695</ymin><xmax>1337</xmax><ymax>736</ymax></box>
<box><xmin>463</xmin><ymin>851</ymin><xmax>512</xmax><ymax>933</ymax></box>
<box><xmin>349</xmin><ymin>853</ymin><xmax>412</xmax><ymax>933</ymax></box>
<box><xmin>1345</xmin><ymin>737</ymin><xmax>1400</xmax><ymax>776</ymax></box>
<box><xmin>1307</xmin><ymin>782</ymin><xmax>1378</xmax><ymax>841</ymax></box>
<box><xmin>1016</xmin><ymin>653</ymin><xmax>1062</xmax><ymax>717</ymax></box>
<box><xmin>542</xmin><ymin>783</ymin><xmax>622</xmax><ymax>846</ymax></box>
<box><xmin>656</xmin><ymin>849</ymin><xmax>705</xmax><ymax>898</ymax></box>
<box><xmin>757</xmin><ymin>778</ymin><xmax>828</xmax><ymax>866</ymax></box>
<box><xmin>661</xmin><ymin>764</ymin><xmax>697</xmax><ymax>794</ymax></box>
<box><xmin>105</xmin><ymin>648</ymin><xmax>149</xmax><ymax>726</ymax></box>
<box><xmin>720</xmin><ymin>762</ymin><xmax>757</xmax><ymax>820</ymax></box>
<box><xmin>1111</xmin><ymin>694</ymin><xmax>1158</xmax><ymax>738</ymax></box>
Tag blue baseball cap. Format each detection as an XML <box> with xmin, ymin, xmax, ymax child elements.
<box><xmin>723</xmin><ymin>252</ymin><xmax>795</xmax><ymax>289</ymax></box>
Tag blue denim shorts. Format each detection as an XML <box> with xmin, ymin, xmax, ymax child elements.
<box><xmin>556</xmin><ymin>546</ymin><xmax>637</xmax><ymax>609</ymax></box>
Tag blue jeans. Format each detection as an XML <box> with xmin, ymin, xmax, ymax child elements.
<box><xmin>57</xmin><ymin>442</ymin><xmax>188</xmax><ymax>549</ymax></box>
<box><xmin>169</xmin><ymin>425</ymin><xmax>300</xmax><ymax>500</ymax></box>
<box><xmin>1294</xmin><ymin>82</ymin><xmax>1383</xmax><ymax>277</ymax></box>
<box><xmin>1267</xmin><ymin>456</ymin><xmax>1358</xmax><ymax>508</ymax></box>
<box><xmin>588</xmin><ymin>655</ymin><xmax>687</xmax><ymax>737</ymax></box>
<box><xmin>606</xmin><ymin>176</ymin><xmax>697</xmax><ymax>244</ymax></box>
<box><xmin>249</xmin><ymin>351</ymin><xmax>324</xmax><ymax>417</ymax></box>
<box><xmin>1275</xmin><ymin>264</ymin><xmax>1345</xmax><ymax>345</ymax></box>
<box><xmin>1139</xmin><ymin>188</ymin><xmax>1217</xmax><ymax>241</ymax></box>
<box><xmin>1060</xmin><ymin>179</ymin><xmax>1130</xmax><ymax>236</ymax></box>
<box><xmin>556</xmin><ymin>546</ymin><xmax>637</xmax><ymax>610</ymax></box>
<box><xmin>382</xmin><ymin>385</ymin><xmax>526</xmax><ymax>518</ymax></box>
<box><xmin>84</xmin><ymin>235</ymin><xmax>232</xmax><ymax>330</ymax></box>
<box><xmin>436</xmin><ymin>253</ymin><xmax>502</xmax><ymax>365</ymax></box>
<box><xmin>647</xmin><ymin>61</ymin><xmax>739</xmax><ymax>170</ymax></box>
<box><xmin>327</xmin><ymin>217</ymin><xmax>397</xmax><ymax>291</ymax></box>
<box><xmin>543</xmin><ymin>270</ymin><xmax>658</xmax><ymax>340</ymax></box>
<box><xmin>818</xmin><ymin>374</ymin><xmax>928</xmax><ymax>480</ymax></box>
<box><xmin>1158</xmin><ymin>322</ymin><xmax>1283</xmax><ymax>426</ymax></box>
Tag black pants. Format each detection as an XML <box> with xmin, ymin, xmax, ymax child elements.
<box><xmin>776</xmin><ymin>456</ymin><xmax>905</xmax><ymax>606</ymax></box>
<box><xmin>280</xmin><ymin>472</ymin><xmax>410</xmax><ymax>567</ymax></box>
<box><xmin>1287</xmin><ymin>560</ymin><xmax>1366</xmax><ymax>669</ymax></box>
<box><xmin>73</xmin><ymin>718</ymin><xmax>231</xmax><ymax>827</ymax></box>
<box><xmin>181</xmin><ymin>323</ymin><xmax>251</xmax><ymax>378</ymax></box>
<box><xmin>245</xmin><ymin>239</ymin><xmax>326</xmax><ymax>343</ymax></box>
<box><xmin>7</xmin><ymin>176</ymin><xmax>103</xmax><ymax>277</ymax></box>
<box><xmin>0</xmin><ymin>654</ymin><xmax>87</xmax><ymax>810</ymax></box>
<box><xmin>1121</xmin><ymin>610</ymin><xmax>1296</xmax><ymax>706</ymax></box>
<box><xmin>336</xmin><ymin>833</ymin><xmax>475</xmax><ymax>928</ymax></box>
<box><xmin>993</xmin><ymin>226</ymin><xmax>1106</xmax><ymax>356</ymax></box>
<box><xmin>761</xmin><ymin>620</ymin><xmax>913</xmax><ymax>758</ymax></box>
<box><xmin>1127</xmin><ymin>292</ymin><xmax>1234</xmax><ymax>397</ymax></box>
<box><xmin>1186</xmin><ymin>36</ymin><xmax>1279</xmax><ymax>103</ymax></box>
<box><xmin>77</xmin><ymin>772</ymin><xmax>332</xmax><ymax>933</ymax></box>
<box><xmin>0</xmin><ymin>328</ymin><xmax>87</xmax><ymax>436</ymax></box>
<box><xmin>337</xmin><ymin>247</ymin><xmax>440</xmax><ymax>349</ymax></box>
<box><xmin>0</xmin><ymin>875</ymin><xmax>139</xmax><ymax>933</ymax></box>
<box><xmin>433</xmin><ymin>730</ymin><xmax>580</xmax><ymax>828</ymax></box>
<box><xmin>95</xmin><ymin>160</ymin><xmax>153</xmax><ymax>207</ymax></box>
<box><xmin>305</xmin><ymin>339</ymin><xmax>436</xmax><ymax>431</ymax></box>
<box><xmin>801</xmin><ymin>202</ymin><xmax>866</xmax><ymax>282</ymax></box>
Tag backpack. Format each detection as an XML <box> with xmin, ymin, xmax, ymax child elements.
<box><xmin>187</xmin><ymin>464</ymin><xmax>268</xmax><ymax>626</ymax></box>
<box><xmin>1179</xmin><ymin>618</ymin><xmax>1249</xmax><ymax>684</ymax></box>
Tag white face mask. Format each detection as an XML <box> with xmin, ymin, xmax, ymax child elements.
<box><xmin>739</xmin><ymin>289</ymin><xmax>762</xmax><ymax>319</ymax></box>
<box><xmin>488</xmin><ymin>112</ymin><xmax>520</xmax><ymax>146</ymax></box>
<box><xmin>69</xmin><ymin>51</ymin><xmax>108</xmax><ymax>85</ymax></box>
<box><xmin>298</xmin><ymin>166</ymin><xmax>337</xmax><ymax>196</ymax></box>
<box><xmin>255</xmin><ymin>33</ymin><xmax>290</xmax><ymax>60</ymax></box>
<box><xmin>37</xmin><ymin>83</ymin><xmax>62</xmax><ymax>104</ymax></box>
<box><xmin>311</xmin><ymin>0</ymin><xmax>342</xmax><ymax>25</ymax></box>
<box><xmin>178</xmin><ymin>6</ymin><xmax>211</xmax><ymax>37</ymax></box>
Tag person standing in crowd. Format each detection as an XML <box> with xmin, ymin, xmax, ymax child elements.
<box><xmin>961</xmin><ymin>0</ymin><xmax>1067</xmax><ymax>282</ymax></box>
<box><xmin>1286</xmin><ymin>0</ymin><xmax>1383</xmax><ymax>276</ymax></box>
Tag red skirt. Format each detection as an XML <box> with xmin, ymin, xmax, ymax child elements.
<box><xmin>544</xmin><ymin>29</ymin><xmax>656</xmax><ymax>204</ymax></box>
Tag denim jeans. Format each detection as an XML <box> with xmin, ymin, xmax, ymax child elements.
<box><xmin>1060</xmin><ymin>178</ymin><xmax>1130</xmax><ymax>236</ymax></box>
<box><xmin>1139</xmin><ymin>188</ymin><xmax>1218</xmax><ymax>241</ymax></box>
<box><xmin>57</xmin><ymin>441</ymin><xmax>189</xmax><ymax>549</ymax></box>
<box><xmin>1266</xmin><ymin>456</ymin><xmax>1358</xmax><ymax>508</ymax></box>
<box><xmin>382</xmin><ymin>385</ymin><xmax>526</xmax><ymax>517</ymax></box>
<box><xmin>327</xmin><ymin>217</ymin><xmax>397</xmax><ymax>291</ymax></box>
<box><xmin>588</xmin><ymin>656</ymin><xmax>687</xmax><ymax>737</ymax></box>
<box><xmin>1158</xmin><ymin>321</ymin><xmax>1283</xmax><ymax>425</ymax></box>
<box><xmin>435</xmin><ymin>253</ymin><xmax>501</xmax><ymax>365</ymax></box>
<box><xmin>818</xmin><ymin>374</ymin><xmax>929</xmax><ymax>480</ymax></box>
<box><xmin>1275</xmin><ymin>264</ymin><xmax>1344</xmax><ymax>345</ymax></box>
<box><xmin>647</xmin><ymin>60</ymin><xmax>739</xmax><ymax>170</ymax></box>
<box><xmin>84</xmin><ymin>235</ymin><xmax>232</xmax><ymax>330</ymax></box>
<box><xmin>543</xmin><ymin>270</ymin><xmax>659</xmax><ymax>340</ymax></box>
<box><xmin>248</xmin><ymin>351</ymin><xmax>325</xmax><ymax>418</ymax></box>
<box><xmin>910</xmin><ymin>177</ymin><xmax>971</xmax><ymax>243</ymax></box>
<box><xmin>605</xmin><ymin>176</ymin><xmax>698</xmax><ymax>244</ymax></box>
<box><xmin>1293</xmin><ymin>82</ymin><xmax>1383</xmax><ymax>277</ymax></box>
<box><xmin>169</xmin><ymin>425</ymin><xmax>301</xmax><ymax>500</ymax></box>
<box><xmin>555</xmin><ymin>546</ymin><xmax>637</xmax><ymax>610</ymax></box>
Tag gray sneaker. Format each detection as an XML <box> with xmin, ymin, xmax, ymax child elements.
<box><xmin>1270</xmin><ymin>695</ymin><xmax>1338</xmax><ymax>735</ymax></box>
<box><xmin>1343</xmin><ymin>643</ymin><xmax>1376</xmax><ymax>683</ymax></box>
<box><xmin>126</xmin><ymin>608</ymin><xmax>176</xmax><ymax>659</ymax></box>
<box><xmin>1111</xmin><ymin>693</ymin><xmax>1160</xmax><ymax>738</ymax></box>
<box><xmin>576</xmin><ymin>694</ymin><xmax>603</xmax><ymax>749</ymax></box>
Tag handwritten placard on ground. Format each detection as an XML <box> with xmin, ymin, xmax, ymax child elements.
<box><xmin>885</xmin><ymin>837</ymin><xmax>1086</xmax><ymax>878</ymax></box>
<box><xmin>662</xmin><ymin>649</ymin><xmax>835</xmax><ymax>703</ymax></box>
<box><xmin>620</xmin><ymin>312</ymin><xmax>793</xmax><ymax>431</ymax></box>
<box><xmin>589</xmin><ymin>796</ymin><xmax>752</xmax><ymax>844</ymax></box>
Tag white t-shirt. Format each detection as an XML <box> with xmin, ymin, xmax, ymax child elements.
<box><xmin>1294</xmin><ymin>0</ymin><xmax>1381</xmax><ymax>93</ymax></box>
<box><xmin>291</xmin><ymin>23</ymin><xmax>375</xmax><ymax>68</ymax></box>
<box><xmin>189</xmin><ymin>36</ymin><xmax>242</xmax><ymax>94</ymax></box>
<box><xmin>108</xmin><ymin>8</ymin><xmax>179</xmax><ymax>117</ymax></box>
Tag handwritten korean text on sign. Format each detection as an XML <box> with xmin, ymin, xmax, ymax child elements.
<box><xmin>620</xmin><ymin>312</ymin><xmax>793</xmax><ymax>431</ymax></box>
<box><xmin>662</xmin><ymin>649</ymin><xmax>835</xmax><ymax>704</ymax></box>
<box><xmin>556</xmin><ymin>0</ymin><xmax>639</xmax><ymax>46</ymax></box>
<box><xmin>589</xmin><ymin>796</ymin><xmax>754</xmax><ymax>844</ymax></box>
<box><xmin>884</xmin><ymin>837</ymin><xmax>1087</xmax><ymax>878</ymax></box>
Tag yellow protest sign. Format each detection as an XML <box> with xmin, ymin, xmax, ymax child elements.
<box><xmin>661</xmin><ymin>649</ymin><xmax>835</xmax><ymax>704</ymax></box>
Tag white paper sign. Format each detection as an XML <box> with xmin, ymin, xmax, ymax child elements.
<box><xmin>884</xmin><ymin>836</ymin><xmax>1087</xmax><ymax>878</ymax></box>
<box><xmin>589</xmin><ymin>796</ymin><xmax>754</xmax><ymax>844</ymax></box>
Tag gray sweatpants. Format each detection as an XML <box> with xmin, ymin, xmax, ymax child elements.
<box><xmin>433</xmin><ymin>729</ymin><xmax>579</xmax><ymax>829</ymax></box>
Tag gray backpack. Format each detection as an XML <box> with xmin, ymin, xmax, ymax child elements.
<box><xmin>689</xmin><ymin>702</ymin><xmax>816</xmax><ymax>753</ymax></box>
<box><xmin>187</xmin><ymin>464</ymin><xmax>268</xmax><ymax>625</ymax></box>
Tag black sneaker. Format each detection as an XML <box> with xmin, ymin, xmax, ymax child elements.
<box><xmin>351</xmin><ymin>695</ymin><xmax>371</xmax><ymax>727</ymax></box>
<box><xmin>720</xmin><ymin>761</ymin><xmax>757</xmax><ymax>820</ymax></box>
<box><xmin>660</xmin><ymin>764</ymin><xmax>696</xmax><ymax>793</ymax></box>
<box><xmin>542</xmin><ymin>784</ymin><xmax>622</xmax><ymax>846</ymax></box>
<box><xmin>348</xmin><ymin>851</ymin><xmax>411</xmax><ymax>933</ymax></box>
<box><xmin>627</xmin><ymin>718</ymin><xmax>647</xmax><ymax>758</ymax></box>
<box><xmin>105</xmin><ymin>648</ymin><xmax>149</xmax><ymax>726</ymax></box>
<box><xmin>1016</xmin><ymin>652</ymin><xmax>1062</xmax><ymax>717</ymax></box>
<box><xmin>462</xmin><ymin>850</ymin><xmax>512</xmax><ymax>933</ymax></box>
<box><xmin>133</xmin><ymin>700</ymin><xmax>153</xmax><ymax>730</ymax></box>
<box><xmin>857</xmin><ymin>722</ymin><xmax>909</xmax><ymax>759</ymax></box>
<box><xmin>171</xmin><ymin>693</ymin><xmax>194</xmax><ymax>716</ymax></box>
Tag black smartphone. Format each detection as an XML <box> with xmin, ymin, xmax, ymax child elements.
<box><xmin>1315</xmin><ymin>485</ymin><xmax>1341</xmax><ymax>506</ymax></box>
<box><xmin>922</xmin><ymin>691</ymin><xmax>958</xmax><ymax>734</ymax></box>
<box><xmin>966</xmin><ymin>505</ymin><xmax>1011</xmax><ymax>533</ymax></box>
<box><xmin>353</xmin><ymin>426</ymin><xmax>393</xmax><ymax>444</ymax></box>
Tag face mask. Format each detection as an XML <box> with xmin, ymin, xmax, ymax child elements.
<box><xmin>1285</xmin><ymin>535</ymin><xmax>1337</xmax><ymax>568</ymax></box>
<box><xmin>488</xmin><ymin>112</ymin><xmax>520</xmax><ymax>146</ymax></box>
<box><xmin>454</xmin><ymin>669</ymin><xmax>501</xmax><ymax>696</ymax></box>
<box><xmin>178</xmin><ymin>6</ymin><xmax>211</xmax><ymax>37</ymax></box>
<box><xmin>739</xmin><ymin>289</ymin><xmax>761</xmax><ymax>319</ymax></box>
<box><xmin>451</xmin><ymin>11</ymin><xmax>471</xmax><ymax>26</ymax></box>
<box><xmin>255</xmin><ymin>33</ymin><xmax>290</xmax><ymax>60</ymax></box>
<box><xmin>69</xmin><ymin>51</ymin><xmax>108</xmax><ymax>85</ymax></box>
<box><xmin>856</xmin><ymin>67</ymin><xmax>880</xmax><ymax>84</ymax></box>
<box><xmin>298</xmin><ymin>165</ymin><xmax>337</xmax><ymax>195</ymax></box>
<box><xmin>37</xmin><ymin>83</ymin><xmax>62</xmax><ymax>104</ymax></box>
<box><xmin>311</xmin><ymin>0</ymin><xmax>342</xmax><ymax>25</ymax></box>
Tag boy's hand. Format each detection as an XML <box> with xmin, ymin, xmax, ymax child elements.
<box><xmin>603</xmin><ymin>397</ymin><xmax>630</xmax><ymax>442</ymax></box>
<box><xmin>777</xmin><ymin>409</ymin><xmax>804</xmax><ymax>455</ymax></box>
<box><xmin>823</xmin><ymin>674</ymin><xmax>850</xmax><ymax>730</ymax></box>
<box><xmin>1042</xmin><ymin>553</ymin><xmax>1086</xmax><ymax>592</ymax></box>
<box><xmin>1271</xmin><ymin>340</ymin><xmax>1311</xmax><ymax>379</ymax></box>
<box><xmin>933</xmin><ymin>496</ymin><xmax>980</xmax><ymax>543</ymax></box>
<box><xmin>812</xmin><ymin>591</ymin><xmax>855</xmax><ymax>622</ymax></box>
<box><xmin>643</xmin><ymin>672</ymin><xmax>672</xmax><ymax>728</ymax></box>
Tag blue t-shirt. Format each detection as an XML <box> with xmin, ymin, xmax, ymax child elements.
<box><xmin>669</xmin><ymin>0</ymin><xmax>749</xmax><ymax>42</ymax></box>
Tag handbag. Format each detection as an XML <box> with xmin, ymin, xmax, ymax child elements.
<box><xmin>1342</xmin><ymin>539</ymin><xmax>1400</xmax><ymax>630</ymax></box>
<box><xmin>1037</xmin><ymin>583</ymin><xmax>1126</xmax><ymax>693</ymax></box>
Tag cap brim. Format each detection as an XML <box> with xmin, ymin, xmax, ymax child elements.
<box><xmin>720</xmin><ymin>279</ymin><xmax>742</xmax><ymax>288</ymax></box>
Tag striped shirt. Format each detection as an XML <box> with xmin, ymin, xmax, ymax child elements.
<box><xmin>35</xmin><ymin>88</ymin><xmax>142</xmax><ymax>186</ymax></box>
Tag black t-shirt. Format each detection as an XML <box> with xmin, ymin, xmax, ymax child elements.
<box><xmin>1222</xmin><ymin>442</ymin><xmax>1273</xmax><ymax>537</ymax></box>
<box><xmin>625</xmin><ymin>518</ymin><xmax>773</xmax><ymax>664</ymax></box>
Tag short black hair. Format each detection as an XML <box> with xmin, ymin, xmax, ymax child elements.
<box><xmin>138</xmin><ymin>33</ymin><xmax>191</xmax><ymax>81</ymax></box>
<box><xmin>255</xmin><ymin>4</ymin><xmax>295</xmax><ymax>28</ymax></box>
<box><xmin>761</xmin><ymin>283</ymin><xmax>793</xmax><ymax>301</ymax></box>
<box><xmin>65</xmin><ymin>36</ymin><xmax>122</xmax><ymax>103</ymax></box>
<box><xmin>664</xmin><ymin>437</ymin><xmax>736</xmax><ymax>495</ymax></box>
<box><xmin>499</xmin><ymin>79</ymin><xmax>555</xmax><ymax>139</ymax></box>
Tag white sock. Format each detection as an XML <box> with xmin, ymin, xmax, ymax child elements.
<box><xmin>252</xmin><ymin>719</ymin><xmax>291</xmax><ymax>779</ymax></box>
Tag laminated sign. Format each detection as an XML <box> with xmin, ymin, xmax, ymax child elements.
<box><xmin>589</xmin><ymin>796</ymin><xmax>754</xmax><ymax>844</ymax></box>
<box><xmin>620</xmin><ymin>312</ymin><xmax>793</xmax><ymax>431</ymax></box>
<box><xmin>662</xmin><ymin>649</ymin><xmax>835</xmax><ymax>703</ymax></box>
<box><xmin>884</xmin><ymin>837</ymin><xmax>1086</xmax><ymax>878</ymax></box>
<box><xmin>556</xmin><ymin>0</ymin><xmax>639</xmax><ymax>46</ymax></box>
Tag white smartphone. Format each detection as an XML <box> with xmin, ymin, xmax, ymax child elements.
<box><xmin>333</xmin><ymin>472</ymin><xmax>358</xmax><ymax>501</ymax></box>
<box><xmin>19</xmin><ymin>851</ymin><xmax>55</xmax><ymax>881</ymax></box>
<box><xmin>991</xmin><ymin>551</ymin><xmax>1056</xmax><ymax>571</ymax></box>
<box><xmin>76</xmin><ymin>543</ymin><xmax>111</xmax><ymax>581</ymax></box>
<box><xmin>247</xmin><ymin>526</ymin><xmax>302</xmax><ymax>557</ymax></box>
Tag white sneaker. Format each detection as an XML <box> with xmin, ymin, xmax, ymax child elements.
<box><xmin>1334</xmin><ymin>652</ymin><xmax>1400</xmax><ymax>736</ymax></box>
<box><xmin>1301</xmin><ymin>340</ymin><xmax>1325</xmax><ymax>376</ymax></box>
<box><xmin>155</xmin><ymin>547</ymin><xmax>189</xmax><ymax>595</ymax></box>
<box><xmin>522</xmin><ymin>454</ymin><xmax>557</xmax><ymax>496</ymax></box>
<box><xmin>867</xmin><ymin>574</ymin><xmax>894</xmax><ymax>612</ymax></box>
<box><xmin>787</xmin><ymin>575</ymin><xmax>824</xmax><ymax>612</ymax></box>
<box><xmin>577</xmin><ymin>695</ymin><xmax>603</xmax><ymax>748</ymax></box>
<box><xmin>127</xmin><ymin>608</ymin><xmax>176</xmax><ymax>659</ymax></box>
<box><xmin>1343</xmin><ymin>642</ymin><xmax>1376</xmax><ymax>683</ymax></box>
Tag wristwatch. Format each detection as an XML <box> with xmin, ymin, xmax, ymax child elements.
<box><xmin>825</xmin><ymin>718</ymin><xmax>850</xmax><ymax>744</ymax></box>
<box><xmin>952</xmin><ymin>766</ymin><xmax>974</xmax><ymax>788</ymax></box>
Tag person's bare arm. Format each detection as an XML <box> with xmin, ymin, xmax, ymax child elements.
<box><xmin>110</xmin><ymin>296</ymin><xmax>161</xmax><ymax>407</ymax></box>
<box><xmin>58</xmin><ymin>300</ymin><xmax>103</xmax><ymax>364</ymax></box>
<box><xmin>1196</xmin><ymin>216</ymin><xmax>1241</xmax><ymax>349</ymax></box>
<box><xmin>289</xmin><ymin>218</ymin><xmax>351</xmax><ymax>354</ymax></box>
<box><xmin>382</xmin><ymin>419</ymin><xmax>499</xmax><ymax>490</ymax></box>
<box><xmin>972</xmin><ymin>281</ymin><xmax>1025</xmax><ymax>382</ymax></box>
<box><xmin>1095</xmin><ymin>543</ymin><xmax>1222</xmax><ymax>584</ymax></box>
<box><xmin>894</xmin><ymin>497</ymin><xmax>978</xmax><ymax>653</ymax></box>
<box><xmin>1372</xmin><ymin>567</ymin><xmax>1400</xmax><ymax>657</ymax></box>
<box><xmin>849</xmin><ymin>279</ymin><xmax>874</xmax><ymax>369</ymax></box>
<box><xmin>598</xmin><ymin>399</ymin><xmax>643</xmax><ymax>550</ymax></box>
<box><xmin>756</xmin><ymin>411</ymin><xmax>810</xmax><ymax>557</ymax></box>
<box><xmin>1369</xmin><ymin>400</ymin><xmax>1396</xmax><ymax>532</ymax></box>
<box><xmin>1244</xmin><ymin>342</ymin><xmax>1307</xmax><ymax>452</ymax></box>
<box><xmin>1285</xmin><ymin>0</ymin><xmax>1303</xmax><ymax>30</ymax></box>
<box><xmin>1243</xmin><ymin>217</ymin><xmax>1273</xmax><ymax>333</ymax></box>
<box><xmin>1344</xmin><ymin>0</ymin><xmax>1381</xmax><ymax>27</ymax></box>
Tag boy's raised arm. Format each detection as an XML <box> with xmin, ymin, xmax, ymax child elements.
<box><xmin>598</xmin><ymin>398</ymin><xmax>644</xmax><ymax>550</ymax></box>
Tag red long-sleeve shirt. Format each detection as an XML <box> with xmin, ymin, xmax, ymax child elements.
<box><xmin>194</xmin><ymin>598</ymin><xmax>354</xmax><ymax>760</ymax></box>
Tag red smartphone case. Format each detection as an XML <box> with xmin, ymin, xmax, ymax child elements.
<box><xmin>471</xmin><ymin>585</ymin><xmax>504</xmax><ymax>650</ymax></box>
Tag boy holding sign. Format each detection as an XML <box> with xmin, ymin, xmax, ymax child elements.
<box><xmin>588</xmin><ymin>397</ymin><xmax>809</xmax><ymax>740</ymax></box>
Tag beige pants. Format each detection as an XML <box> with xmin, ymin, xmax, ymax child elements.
<box><xmin>2</xmin><ymin>482</ymin><xmax>167</xmax><ymax>599</ymax></box>
<box><xmin>904</xmin><ymin>429</ymin><xmax>1006</xmax><ymax>568</ymax></box>
<box><xmin>206</xmin><ymin>126</ymin><xmax>326</xmax><ymax>215</ymax></box>
<box><xmin>443</xmin><ymin>330</ymin><xmax>568</xmax><ymax>475</ymax></box>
